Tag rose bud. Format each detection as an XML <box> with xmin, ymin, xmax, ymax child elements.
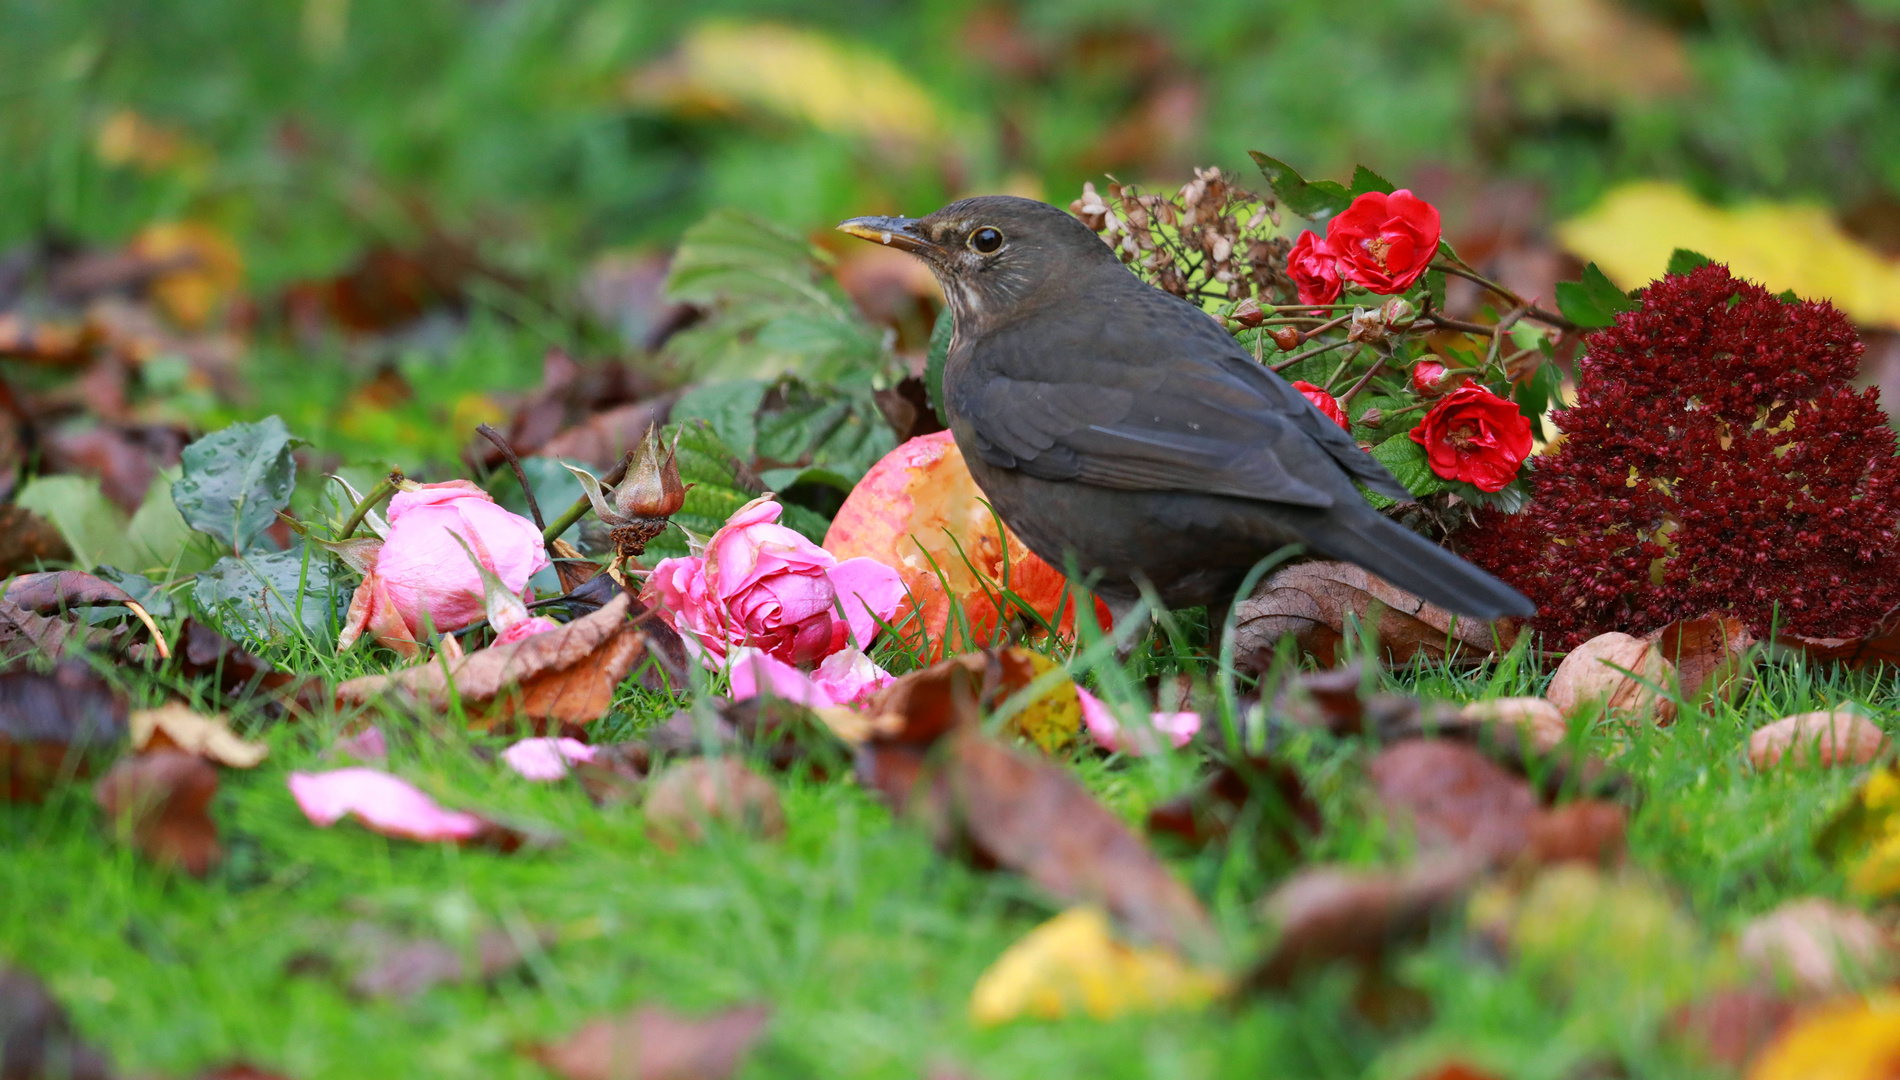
<box><xmin>1269</xmin><ymin>326</ymin><xmax>1302</xmax><ymax>352</ymax></box>
<box><xmin>1346</xmin><ymin>306</ymin><xmax>1387</xmax><ymax>344</ymax></box>
<box><xmin>1357</xmin><ymin>407</ymin><xmax>1384</xmax><ymax>427</ymax></box>
<box><xmin>1412</xmin><ymin>359</ymin><xmax>1454</xmax><ymax>395</ymax></box>
<box><xmin>1290</xmin><ymin>381</ymin><xmax>1349</xmax><ymax>429</ymax></box>
<box><xmin>1380</xmin><ymin>297</ymin><xmax>1417</xmax><ymax>331</ymax></box>
<box><xmin>563</xmin><ymin>424</ymin><xmax>690</xmax><ymax>559</ymax></box>
<box><xmin>1230</xmin><ymin>297</ymin><xmax>1266</xmax><ymax>328</ymax></box>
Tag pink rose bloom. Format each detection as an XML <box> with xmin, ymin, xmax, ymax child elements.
<box><xmin>288</xmin><ymin>768</ymin><xmax>484</xmax><ymax>842</ymax></box>
<box><xmin>494</xmin><ymin>616</ymin><xmax>561</xmax><ymax>646</ymax></box>
<box><xmin>338</xmin><ymin>480</ymin><xmax>550</xmax><ymax>657</ymax></box>
<box><xmin>642</xmin><ymin>495</ymin><xmax>906</xmax><ymax>667</ymax></box>
<box><xmin>1077</xmin><ymin>687</ymin><xmax>1201</xmax><ymax>755</ymax></box>
<box><xmin>727</xmin><ymin>645</ymin><xmax>890</xmax><ymax>708</ymax></box>
<box><xmin>501</xmin><ymin>737</ymin><xmax>597</xmax><ymax>781</ymax></box>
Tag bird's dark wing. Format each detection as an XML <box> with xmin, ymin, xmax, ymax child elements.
<box><xmin>950</xmin><ymin>295</ymin><xmax>1412</xmax><ymax>507</ymax></box>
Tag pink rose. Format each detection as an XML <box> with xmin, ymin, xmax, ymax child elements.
<box><xmin>642</xmin><ymin>495</ymin><xmax>906</xmax><ymax>667</ymax></box>
<box><xmin>494</xmin><ymin>616</ymin><xmax>561</xmax><ymax>646</ymax></box>
<box><xmin>338</xmin><ymin>481</ymin><xmax>550</xmax><ymax>657</ymax></box>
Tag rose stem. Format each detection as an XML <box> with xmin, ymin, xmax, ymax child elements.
<box><xmin>540</xmin><ymin>450</ymin><xmax>636</xmax><ymax>545</ymax></box>
<box><xmin>1270</xmin><ymin>335</ymin><xmax>1351</xmax><ymax>372</ymax></box>
<box><xmin>336</xmin><ymin>473</ymin><xmax>400</xmax><ymax>540</ymax></box>
<box><xmin>1336</xmin><ymin>351</ymin><xmax>1392</xmax><ymax>407</ymax></box>
<box><xmin>1483</xmin><ymin>306</ymin><xmax>1530</xmax><ymax>371</ymax></box>
<box><xmin>1430</xmin><ymin>259</ymin><xmax>1576</xmax><ymax>333</ymax></box>
<box><xmin>476</xmin><ymin>423</ymin><xmax>547</xmax><ymax>533</ymax></box>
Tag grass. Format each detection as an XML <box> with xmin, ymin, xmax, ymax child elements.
<box><xmin>6</xmin><ymin>616</ymin><xmax>1897</xmax><ymax>1080</ymax></box>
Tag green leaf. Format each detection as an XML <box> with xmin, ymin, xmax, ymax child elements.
<box><xmin>15</xmin><ymin>476</ymin><xmax>136</xmax><ymax>570</ymax></box>
<box><xmin>673</xmin><ymin>379</ymin><xmax>768</xmax><ymax>463</ymax></box>
<box><xmin>925</xmin><ymin>307</ymin><xmax>953</xmax><ymax>427</ymax></box>
<box><xmin>1426</xmin><ymin>268</ymin><xmax>1446</xmax><ymax>314</ymax></box>
<box><xmin>1369</xmin><ymin>432</ymin><xmax>1449</xmax><ymax>497</ymax></box>
<box><xmin>126</xmin><ymin>470</ymin><xmax>222</xmax><ymax>577</ymax></box>
<box><xmin>172</xmin><ymin>416</ymin><xmax>303</xmax><ymax>555</ymax></box>
<box><xmin>1348</xmin><ymin>166</ymin><xmax>1396</xmax><ymax>197</ymax></box>
<box><xmin>192</xmin><ymin>547</ymin><xmax>344</xmax><ymax>647</ymax></box>
<box><xmin>1248</xmin><ymin>151</ymin><xmax>1352</xmax><ymax>219</ymax></box>
<box><xmin>1666</xmin><ymin>248</ymin><xmax>1714</xmax><ymax>276</ymax></box>
<box><xmin>1555</xmin><ymin>263</ymin><xmax>1639</xmax><ymax>329</ymax></box>
<box><xmin>1777</xmin><ymin>288</ymin><xmax>1801</xmax><ymax>304</ymax></box>
<box><xmin>1513</xmin><ymin>357</ymin><xmax>1565</xmax><ymax>424</ymax></box>
<box><xmin>663</xmin><ymin>208</ymin><xmax>847</xmax><ymax>313</ymax></box>
<box><xmin>487</xmin><ymin>457</ymin><xmax>588</xmax><ymax>542</ymax></box>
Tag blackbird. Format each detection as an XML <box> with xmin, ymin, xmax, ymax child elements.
<box><xmin>838</xmin><ymin>196</ymin><xmax>1535</xmax><ymax>637</ymax></box>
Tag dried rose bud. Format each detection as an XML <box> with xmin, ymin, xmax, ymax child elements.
<box><xmin>1346</xmin><ymin>306</ymin><xmax>1388</xmax><ymax>344</ymax></box>
<box><xmin>562</xmin><ymin>424</ymin><xmax>690</xmax><ymax>559</ymax></box>
<box><xmin>1231</xmin><ymin>298</ymin><xmax>1266</xmax><ymax>327</ymax></box>
<box><xmin>1269</xmin><ymin>327</ymin><xmax>1302</xmax><ymax>352</ymax></box>
<box><xmin>1380</xmin><ymin>297</ymin><xmax>1417</xmax><ymax>331</ymax></box>
<box><xmin>1357</xmin><ymin>407</ymin><xmax>1384</xmax><ymax>427</ymax></box>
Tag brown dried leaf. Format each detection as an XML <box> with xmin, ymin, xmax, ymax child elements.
<box><xmin>3</xmin><ymin>570</ymin><xmax>136</xmax><ymax>613</ymax></box>
<box><xmin>0</xmin><ymin>659</ymin><xmax>126</xmax><ymax>802</ymax></box>
<box><xmin>1232</xmin><ymin>561</ymin><xmax>1509</xmax><ymax>670</ymax></box>
<box><xmin>335</xmin><ymin>594</ymin><xmax>646</xmax><ymax>733</ymax></box>
<box><xmin>0</xmin><ymin>505</ymin><xmax>74</xmax><ymax>573</ymax></box>
<box><xmin>1456</xmin><ymin>697</ymin><xmax>1567</xmax><ymax>754</ymax></box>
<box><xmin>1749</xmin><ymin>711</ymin><xmax>1889</xmax><ymax>769</ymax></box>
<box><xmin>1786</xmin><ymin>605</ymin><xmax>1900</xmax><ymax>669</ymax></box>
<box><xmin>1246</xmin><ymin>860</ymin><xmax>1479</xmax><ymax>990</ymax></box>
<box><xmin>1145</xmin><ymin>754</ymin><xmax>1319</xmax><ymax>855</ymax></box>
<box><xmin>1545</xmin><ymin>632</ymin><xmax>1674</xmax><ymax>722</ymax></box>
<box><xmin>539</xmin><ymin>399</ymin><xmax>677</xmax><ymax>472</ymax></box>
<box><xmin>173</xmin><ymin>619</ymin><xmax>322</xmax><ymax>717</ymax></box>
<box><xmin>1369</xmin><ymin>739</ymin><xmax>1540</xmax><ymax>866</ymax></box>
<box><xmin>1668</xmin><ymin>989</ymin><xmax>1797</xmax><ymax>1068</ymax></box>
<box><xmin>0</xmin><ymin>964</ymin><xmax>114</xmax><ymax>1080</ymax></box>
<box><xmin>1737</xmin><ymin>898</ymin><xmax>1894</xmax><ymax>997</ymax></box>
<box><xmin>94</xmin><ymin>749</ymin><xmax>221</xmax><ymax>875</ymax></box>
<box><xmin>0</xmin><ymin>597</ymin><xmax>89</xmax><ymax>661</ymax></box>
<box><xmin>1646</xmin><ymin>613</ymin><xmax>1754</xmax><ymax>706</ymax></box>
<box><xmin>130</xmin><ymin>702</ymin><xmax>267</xmax><ymax>768</ymax></box>
<box><xmin>349</xmin><ymin>927</ymin><xmax>548</xmax><ymax>1000</ymax></box>
<box><xmin>1525</xmin><ymin>800</ymin><xmax>1627</xmax><ymax>868</ymax></box>
<box><xmin>532</xmin><ymin>1003</ymin><xmax>772</xmax><ymax>1080</ymax></box>
<box><xmin>644</xmin><ymin>758</ymin><xmax>786</xmax><ymax>850</ymax></box>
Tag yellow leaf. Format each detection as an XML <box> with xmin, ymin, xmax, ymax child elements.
<box><xmin>1558</xmin><ymin>181</ymin><xmax>1900</xmax><ymax>328</ymax></box>
<box><xmin>130</xmin><ymin>222</ymin><xmax>243</xmax><ymax>329</ymax></box>
<box><xmin>627</xmin><ymin>21</ymin><xmax>948</xmax><ymax>147</ymax></box>
<box><xmin>1821</xmin><ymin>765</ymin><xmax>1900</xmax><ymax>897</ymax></box>
<box><xmin>1748</xmin><ymin>993</ymin><xmax>1900</xmax><ymax>1080</ymax></box>
<box><xmin>996</xmin><ymin>648</ymin><xmax>1081</xmax><ymax>754</ymax></box>
<box><xmin>95</xmin><ymin>110</ymin><xmax>205</xmax><ymax>173</ymax></box>
<box><xmin>969</xmin><ymin>907</ymin><xmax>1228</xmax><ymax>1025</ymax></box>
<box><xmin>130</xmin><ymin>703</ymin><xmax>268</xmax><ymax>769</ymax></box>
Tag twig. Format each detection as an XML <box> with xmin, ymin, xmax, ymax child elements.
<box><xmin>1421</xmin><ymin>314</ymin><xmax>1502</xmax><ymax>338</ymax></box>
<box><xmin>1484</xmin><ymin>306</ymin><xmax>1530</xmax><ymax>371</ymax></box>
<box><xmin>476</xmin><ymin>423</ymin><xmax>546</xmax><ymax>533</ymax></box>
<box><xmin>541</xmin><ymin>450</ymin><xmax>636</xmax><ymax>544</ymax></box>
<box><xmin>1300</xmin><ymin>312</ymin><xmax>1354</xmax><ymax>340</ymax></box>
<box><xmin>1431</xmin><ymin>261</ymin><xmax>1576</xmax><ymax>332</ymax></box>
<box><xmin>1336</xmin><ymin>351</ymin><xmax>1390</xmax><ymax>407</ymax></box>
<box><xmin>1269</xmin><ymin>336</ymin><xmax>1352</xmax><ymax>372</ymax></box>
<box><xmin>336</xmin><ymin>474</ymin><xmax>400</xmax><ymax>540</ymax></box>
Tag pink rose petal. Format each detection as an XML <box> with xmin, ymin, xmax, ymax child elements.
<box><xmin>812</xmin><ymin>647</ymin><xmax>891</xmax><ymax>706</ymax></box>
<box><xmin>728</xmin><ymin>647</ymin><xmax>834</xmax><ymax>707</ymax></box>
<box><xmin>1077</xmin><ymin>687</ymin><xmax>1202</xmax><ymax>754</ymax></box>
<box><xmin>494</xmin><ymin>615</ymin><xmax>562</xmax><ymax>646</ymax></box>
<box><xmin>287</xmin><ymin>768</ymin><xmax>484</xmax><ymax>842</ymax></box>
<box><xmin>330</xmin><ymin>726</ymin><xmax>388</xmax><ymax>762</ymax></box>
<box><xmin>828</xmin><ymin>557</ymin><xmax>907</xmax><ymax>650</ymax></box>
<box><xmin>501</xmin><ymin>737</ymin><xmax>598</xmax><ymax>781</ymax></box>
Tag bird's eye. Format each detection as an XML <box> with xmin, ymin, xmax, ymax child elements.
<box><xmin>969</xmin><ymin>226</ymin><xmax>1005</xmax><ymax>254</ymax></box>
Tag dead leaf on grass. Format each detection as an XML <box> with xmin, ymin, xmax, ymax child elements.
<box><xmin>1747</xmin><ymin>992</ymin><xmax>1900</xmax><ymax>1080</ymax></box>
<box><xmin>0</xmin><ymin>567</ymin><xmax>165</xmax><ymax>660</ymax></box>
<box><xmin>349</xmin><ymin>926</ymin><xmax>551</xmax><ymax>1000</ymax></box>
<box><xmin>1145</xmin><ymin>753</ymin><xmax>1319</xmax><ymax>855</ymax></box>
<box><xmin>1525</xmin><ymin>800</ymin><xmax>1627</xmax><ymax>868</ymax></box>
<box><xmin>0</xmin><ymin>659</ymin><xmax>126</xmax><ymax>802</ymax></box>
<box><xmin>1545</xmin><ymin>631</ymin><xmax>1673</xmax><ymax>722</ymax></box>
<box><xmin>1246</xmin><ymin>860</ymin><xmax>1479</xmax><ymax>990</ymax></box>
<box><xmin>1817</xmin><ymin>763</ymin><xmax>1900</xmax><ymax>897</ymax></box>
<box><xmin>1786</xmin><ymin>606</ymin><xmax>1900</xmax><ymax>670</ymax></box>
<box><xmin>532</xmin><ymin>1003</ymin><xmax>772</xmax><ymax>1080</ymax></box>
<box><xmin>1647</xmin><ymin>613</ymin><xmax>1754</xmax><ymax>708</ymax></box>
<box><xmin>131</xmin><ymin>702</ymin><xmax>267</xmax><ymax>768</ymax></box>
<box><xmin>1231</xmin><ymin>560</ymin><xmax>1512</xmax><ymax>670</ymax></box>
<box><xmin>1669</xmin><ymin>988</ymin><xmax>1798</xmax><ymax>1070</ymax></box>
<box><xmin>94</xmin><ymin>749</ymin><xmax>222</xmax><ymax>875</ymax></box>
<box><xmin>335</xmin><ymin>593</ymin><xmax>646</xmax><ymax>733</ymax></box>
<box><xmin>172</xmin><ymin>618</ymin><xmax>321</xmax><ymax>717</ymax></box>
<box><xmin>1737</xmin><ymin>898</ymin><xmax>1894</xmax><ymax>998</ymax></box>
<box><xmin>968</xmin><ymin>907</ymin><xmax>1229</xmax><ymax>1025</ymax></box>
<box><xmin>1750</xmin><ymin>711</ymin><xmax>1889</xmax><ymax>769</ymax></box>
<box><xmin>0</xmin><ymin>505</ymin><xmax>74</xmax><ymax>573</ymax></box>
<box><xmin>644</xmin><ymin>758</ymin><xmax>786</xmax><ymax>850</ymax></box>
<box><xmin>1370</xmin><ymin>739</ymin><xmax>1540</xmax><ymax>866</ymax></box>
<box><xmin>0</xmin><ymin>964</ymin><xmax>115</xmax><ymax>1080</ymax></box>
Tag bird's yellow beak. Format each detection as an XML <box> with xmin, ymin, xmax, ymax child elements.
<box><xmin>837</xmin><ymin>215</ymin><xmax>941</xmax><ymax>257</ymax></box>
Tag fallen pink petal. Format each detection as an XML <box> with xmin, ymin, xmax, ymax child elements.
<box><xmin>288</xmin><ymin>768</ymin><xmax>485</xmax><ymax>842</ymax></box>
<box><xmin>1077</xmin><ymin>687</ymin><xmax>1201</xmax><ymax>754</ymax></box>
<box><xmin>502</xmin><ymin>737</ymin><xmax>599</xmax><ymax>781</ymax></box>
<box><xmin>330</xmin><ymin>727</ymin><xmax>388</xmax><ymax>762</ymax></box>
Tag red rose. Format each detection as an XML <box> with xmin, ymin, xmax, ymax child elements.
<box><xmin>1291</xmin><ymin>380</ymin><xmax>1349</xmax><ymax>429</ymax></box>
<box><xmin>1411</xmin><ymin>359</ymin><xmax>1465</xmax><ymax>396</ymax></box>
<box><xmin>1327</xmin><ymin>189</ymin><xmax>1441</xmax><ymax>295</ymax></box>
<box><xmin>1408</xmin><ymin>384</ymin><xmax>1532</xmax><ymax>492</ymax></box>
<box><xmin>1287</xmin><ymin>230</ymin><xmax>1342</xmax><ymax>307</ymax></box>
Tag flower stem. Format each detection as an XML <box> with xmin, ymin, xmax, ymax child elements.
<box><xmin>336</xmin><ymin>473</ymin><xmax>400</xmax><ymax>540</ymax></box>
<box><xmin>1270</xmin><ymin>336</ymin><xmax>1351</xmax><ymax>372</ymax></box>
<box><xmin>1430</xmin><ymin>260</ymin><xmax>1576</xmax><ymax>333</ymax></box>
<box><xmin>1337</xmin><ymin>352</ymin><xmax>1391</xmax><ymax>407</ymax></box>
<box><xmin>541</xmin><ymin>450</ymin><xmax>636</xmax><ymax>545</ymax></box>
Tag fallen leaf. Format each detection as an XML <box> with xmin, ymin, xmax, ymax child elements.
<box><xmin>1370</xmin><ymin>739</ymin><xmax>1540</xmax><ymax>866</ymax></box>
<box><xmin>0</xmin><ymin>504</ymin><xmax>74</xmax><ymax>573</ymax></box>
<box><xmin>94</xmin><ymin>749</ymin><xmax>222</xmax><ymax>875</ymax></box>
<box><xmin>1560</xmin><ymin>181</ymin><xmax>1900</xmax><ymax>328</ymax></box>
<box><xmin>288</xmin><ymin>767</ymin><xmax>533</xmax><ymax>849</ymax></box>
<box><xmin>335</xmin><ymin>593</ymin><xmax>646</xmax><ymax>733</ymax></box>
<box><xmin>1747</xmin><ymin>992</ymin><xmax>1900</xmax><ymax>1080</ymax></box>
<box><xmin>968</xmin><ymin>907</ymin><xmax>1229</xmax><ymax>1025</ymax></box>
<box><xmin>131</xmin><ymin>703</ymin><xmax>267</xmax><ymax>768</ymax></box>
<box><xmin>0</xmin><ymin>964</ymin><xmax>114</xmax><ymax>1080</ymax></box>
<box><xmin>1819</xmin><ymin>764</ymin><xmax>1900</xmax><ymax>897</ymax></box>
<box><xmin>130</xmin><ymin>221</ymin><xmax>242</xmax><ymax>328</ymax></box>
<box><xmin>1145</xmin><ymin>753</ymin><xmax>1319</xmax><ymax>855</ymax></box>
<box><xmin>532</xmin><ymin>1002</ymin><xmax>772</xmax><ymax>1080</ymax></box>
<box><xmin>1525</xmin><ymin>800</ymin><xmax>1627</xmax><ymax>868</ymax></box>
<box><xmin>172</xmin><ymin>618</ymin><xmax>321</xmax><ymax>716</ymax></box>
<box><xmin>349</xmin><ymin>926</ymin><xmax>548</xmax><ymax>1000</ymax></box>
<box><xmin>1456</xmin><ymin>697</ymin><xmax>1566</xmax><ymax>754</ymax></box>
<box><xmin>1786</xmin><ymin>606</ymin><xmax>1900</xmax><ymax>670</ymax></box>
<box><xmin>1231</xmin><ymin>560</ymin><xmax>1509</xmax><ymax>670</ymax></box>
<box><xmin>1738</xmin><ymin>899</ymin><xmax>1894</xmax><ymax>998</ymax></box>
<box><xmin>1750</xmin><ymin>711</ymin><xmax>1889</xmax><ymax>769</ymax></box>
<box><xmin>1544</xmin><ymin>631</ymin><xmax>1673</xmax><ymax>722</ymax></box>
<box><xmin>644</xmin><ymin>758</ymin><xmax>785</xmax><ymax>850</ymax></box>
<box><xmin>0</xmin><ymin>597</ymin><xmax>92</xmax><ymax>661</ymax></box>
<box><xmin>1670</xmin><ymin>989</ymin><xmax>1797</xmax><ymax>1069</ymax></box>
<box><xmin>0</xmin><ymin>660</ymin><xmax>126</xmax><ymax>802</ymax></box>
<box><xmin>1246</xmin><ymin>860</ymin><xmax>1478</xmax><ymax>990</ymax></box>
<box><xmin>1647</xmin><ymin>613</ymin><xmax>1754</xmax><ymax>707</ymax></box>
<box><xmin>538</xmin><ymin>399</ymin><xmax>677</xmax><ymax>473</ymax></box>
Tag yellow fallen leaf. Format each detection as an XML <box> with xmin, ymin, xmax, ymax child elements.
<box><xmin>1819</xmin><ymin>765</ymin><xmax>1900</xmax><ymax>898</ymax></box>
<box><xmin>130</xmin><ymin>222</ymin><xmax>243</xmax><ymax>329</ymax></box>
<box><xmin>1748</xmin><ymin>993</ymin><xmax>1900</xmax><ymax>1080</ymax></box>
<box><xmin>1558</xmin><ymin>181</ymin><xmax>1900</xmax><ymax>328</ymax></box>
<box><xmin>997</xmin><ymin>648</ymin><xmax>1081</xmax><ymax>754</ymax></box>
<box><xmin>969</xmin><ymin>907</ymin><xmax>1228</xmax><ymax>1025</ymax></box>
<box><xmin>627</xmin><ymin>21</ymin><xmax>948</xmax><ymax>147</ymax></box>
<box><xmin>131</xmin><ymin>703</ymin><xmax>268</xmax><ymax>769</ymax></box>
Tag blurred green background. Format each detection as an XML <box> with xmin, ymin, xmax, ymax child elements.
<box><xmin>3</xmin><ymin>0</ymin><xmax>1899</xmax><ymax>468</ymax></box>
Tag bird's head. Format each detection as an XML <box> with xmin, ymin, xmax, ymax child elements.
<box><xmin>837</xmin><ymin>195</ymin><xmax>1116</xmax><ymax>333</ymax></box>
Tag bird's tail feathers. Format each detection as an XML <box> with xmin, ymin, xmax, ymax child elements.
<box><xmin>1300</xmin><ymin>510</ymin><xmax>1537</xmax><ymax>622</ymax></box>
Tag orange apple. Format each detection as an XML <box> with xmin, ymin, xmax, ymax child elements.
<box><xmin>824</xmin><ymin>431</ymin><xmax>1105</xmax><ymax>658</ymax></box>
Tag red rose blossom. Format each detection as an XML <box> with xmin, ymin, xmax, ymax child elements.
<box><xmin>1287</xmin><ymin>230</ymin><xmax>1342</xmax><ymax>307</ymax></box>
<box><xmin>1291</xmin><ymin>380</ymin><xmax>1349</xmax><ymax>429</ymax></box>
<box><xmin>1408</xmin><ymin>384</ymin><xmax>1532</xmax><ymax>491</ymax></box>
<box><xmin>1327</xmin><ymin>189</ymin><xmax>1441</xmax><ymax>294</ymax></box>
<box><xmin>1411</xmin><ymin>359</ymin><xmax>1464</xmax><ymax>396</ymax></box>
